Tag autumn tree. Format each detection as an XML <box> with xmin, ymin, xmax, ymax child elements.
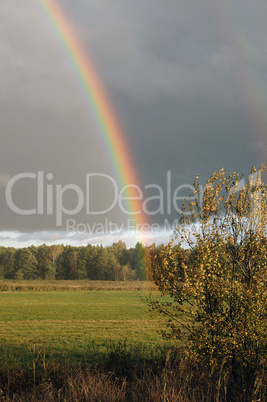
<box><xmin>49</xmin><ymin>244</ymin><xmax>64</xmax><ymax>266</ymax></box>
<box><xmin>150</xmin><ymin>166</ymin><xmax>267</xmax><ymax>399</ymax></box>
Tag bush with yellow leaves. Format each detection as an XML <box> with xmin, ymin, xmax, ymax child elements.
<box><xmin>150</xmin><ymin>166</ymin><xmax>267</xmax><ymax>400</ymax></box>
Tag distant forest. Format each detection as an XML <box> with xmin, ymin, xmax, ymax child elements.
<box><xmin>0</xmin><ymin>241</ymin><xmax>167</xmax><ymax>281</ymax></box>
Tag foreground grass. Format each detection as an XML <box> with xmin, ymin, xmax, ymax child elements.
<box><xmin>1</xmin><ymin>346</ymin><xmax>266</xmax><ymax>401</ymax></box>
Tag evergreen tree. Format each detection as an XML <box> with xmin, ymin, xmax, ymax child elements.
<box><xmin>14</xmin><ymin>248</ymin><xmax>38</xmax><ymax>279</ymax></box>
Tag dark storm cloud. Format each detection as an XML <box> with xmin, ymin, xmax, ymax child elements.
<box><xmin>1</xmin><ymin>0</ymin><xmax>267</xmax><ymax>245</ymax></box>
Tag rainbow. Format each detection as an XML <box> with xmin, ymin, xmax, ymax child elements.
<box><xmin>36</xmin><ymin>0</ymin><xmax>149</xmax><ymax>243</ymax></box>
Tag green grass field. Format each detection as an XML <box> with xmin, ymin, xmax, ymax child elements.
<box><xmin>0</xmin><ymin>282</ymin><xmax>170</xmax><ymax>366</ymax></box>
<box><xmin>1</xmin><ymin>282</ymin><xmax>265</xmax><ymax>401</ymax></box>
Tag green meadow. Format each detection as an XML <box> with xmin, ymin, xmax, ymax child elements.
<box><xmin>1</xmin><ymin>281</ymin><xmax>266</xmax><ymax>400</ymax></box>
<box><xmin>0</xmin><ymin>283</ymin><xmax>170</xmax><ymax>366</ymax></box>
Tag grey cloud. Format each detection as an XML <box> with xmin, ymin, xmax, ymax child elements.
<box><xmin>1</xmin><ymin>0</ymin><xmax>267</xmax><ymax>246</ymax></box>
<box><xmin>0</xmin><ymin>227</ymin><xmax>173</xmax><ymax>248</ymax></box>
<box><xmin>0</xmin><ymin>173</ymin><xmax>11</xmax><ymax>187</ymax></box>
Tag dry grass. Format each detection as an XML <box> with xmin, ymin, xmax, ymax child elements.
<box><xmin>1</xmin><ymin>368</ymin><xmax>127</xmax><ymax>402</ymax></box>
<box><xmin>0</xmin><ymin>280</ymin><xmax>158</xmax><ymax>292</ymax></box>
<box><xmin>0</xmin><ymin>345</ymin><xmax>266</xmax><ymax>402</ymax></box>
<box><xmin>2</xmin><ymin>358</ymin><xmax>267</xmax><ymax>402</ymax></box>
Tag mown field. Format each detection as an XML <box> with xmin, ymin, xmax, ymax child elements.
<box><xmin>0</xmin><ymin>280</ymin><xmax>171</xmax><ymax>367</ymax></box>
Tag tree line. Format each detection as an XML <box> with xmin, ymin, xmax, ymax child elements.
<box><xmin>0</xmin><ymin>241</ymin><xmax>165</xmax><ymax>281</ymax></box>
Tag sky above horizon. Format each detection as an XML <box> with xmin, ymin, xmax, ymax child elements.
<box><xmin>1</xmin><ymin>0</ymin><xmax>267</xmax><ymax>248</ymax></box>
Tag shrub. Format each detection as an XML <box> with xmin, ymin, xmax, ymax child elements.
<box><xmin>150</xmin><ymin>166</ymin><xmax>267</xmax><ymax>400</ymax></box>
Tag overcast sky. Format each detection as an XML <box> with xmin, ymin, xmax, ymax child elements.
<box><xmin>1</xmin><ymin>0</ymin><xmax>267</xmax><ymax>247</ymax></box>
